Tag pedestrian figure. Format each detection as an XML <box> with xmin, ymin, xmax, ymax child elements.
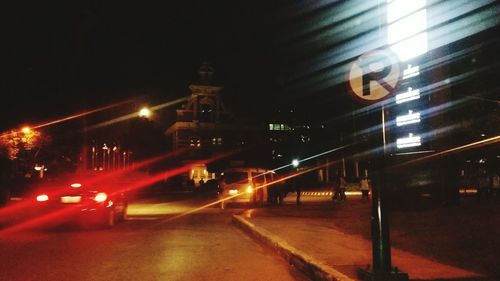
<box><xmin>268</xmin><ymin>179</ymin><xmax>287</xmax><ymax>206</ymax></box>
<box><xmin>491</xmin><ymin>173</ymin><xmax>500</xmax><ymax>197</ymax></box>
<box><xmin>332</xmin><ymin>172</ymin><xmax>345</xmax><ymax>202</ymax></box>
<box><xmin>360</xmin><ymin>175</ymin><xmax>370</xmax><ymax>200</ymax></box>
<box><xmin>294</xmin><ymin>177</ymin><xmax>302</xmax><ymax>206</ymax></box>
<box><xmin>339</xmin><ymin>174</ymin><xmax>347</xmax><ymax>201</ymax></box>
<box><xmin>476</xmin><ymin>169</ymin><xmax>490</xmax><ymax>202</ymax></box>
<box><xmin>218</xmin><ymin>176</ymin><xmax>227</xmax><ymax>209</ymax></box>
<box><xmin>332</xmin><ymin>174</ymin><xmax>339</xmax><ymax>202</ymax></box>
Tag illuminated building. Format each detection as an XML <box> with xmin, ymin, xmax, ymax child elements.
<box><xmin>164</xmin><ymin>63</ymin><xmax>260</xmax><ymax>187</ymax></box>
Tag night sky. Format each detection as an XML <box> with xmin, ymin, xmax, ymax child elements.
<box><xmin>2</xmin><ymin>0</ymin><xmax>499</xmax><ymax>132</ymax></box>
<box><xmin>2</xmin><ymin>1</ymin><xmax>282</xmax><ymax>129</ymax></box>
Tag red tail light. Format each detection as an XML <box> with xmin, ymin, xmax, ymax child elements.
<box><xmin>36</xmin><ymin>194</ymin><xmax>49</xmax><ymax>202</ymax></box>
<box><xmin>94</xmin><ymin>192</ymin><xmax>108</xmax><ymax>202</ymax></box>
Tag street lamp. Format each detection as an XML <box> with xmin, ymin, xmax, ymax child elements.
<box><xmin>21</xmin><ymin>126</ymin><xmax>31</xmax><ymax>134</ymax></box>
<box><xmin>292</xmin><ymin>159</ymin><xmax>299</xmax><ymax>168</ymax></box>
<box><xmin>138</xmin><ymin>107</ymin><xmax>152</xmax><ymax>119</ymax></box>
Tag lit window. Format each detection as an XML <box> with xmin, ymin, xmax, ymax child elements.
<box><xmin>300</xmin><ymin>135</ymin><xmax>311</xmax><ymax>143</ymax></box>
<box><xmin>269</xmin><ymin>123</ymin><xmax>291</xmax><ymax>131</ymax></box>
<box><xmin>403</xmin><ymin>64</ymin><xmax>420</xmax><ymax>80</ymax></box>
<box><xmin>396</xmin><ymin>110</ymin><xmax>421</xmax><ymax>126</ymax></box>
<box><xmin>397</xmin><ymin>133</ymin><xmax>422</xmax><ymax>149</ymax></box>
<box><xmin>189</xmin><ymin>136</ymin><xmax>201</xmax><ymax>147</ymax></box>
<box><xmin>396</xmin><ymin>87</ymin><xmax>420</xmax><ymax>104</ymax></box>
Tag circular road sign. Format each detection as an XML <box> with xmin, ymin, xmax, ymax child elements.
<box><xmin>347</xmin><ymin>48</ymin><xmax>401</xmax><ymax>104</ymax></box>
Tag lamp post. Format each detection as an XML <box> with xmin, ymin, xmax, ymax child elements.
<box><xmin>102</xmin><ymin>143</ymin><xmax>109</xmax><ymax>170</ymax></box>
<box><xmin>291</xmin><ymin>158</ymin><xmax>301</xmax><ymax>205</ymax></box>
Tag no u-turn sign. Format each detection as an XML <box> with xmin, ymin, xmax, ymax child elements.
<box><xmin>348</xmin><ymin>49</ymin><xmax>401</xmax><ymax>104</ymax></box>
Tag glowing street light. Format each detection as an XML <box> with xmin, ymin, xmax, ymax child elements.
<box><xmin>138</xmin><ymin>107</ymin><xmax>152</xmax><ymax>118</ymax></box>
<box><xmin>21</xmin><ymin>126</ymin><xmax>31</xmax><ymax>134</ymax></box>
<box><xmin>291</xmin><ymin>159</ymin><xmax>300</xmax><ymax>168</ymax></box>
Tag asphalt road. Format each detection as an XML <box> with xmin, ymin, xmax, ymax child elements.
<box><xmin>0</xmin><ymin>196</ymin><xmax>308</xmax><ymax>281</ymax></box>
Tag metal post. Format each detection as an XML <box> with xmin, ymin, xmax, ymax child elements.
<box><xmin>359</xmin><ymin>106</ymin><xmax>408</xmax><ymax>281</ymax></box>
<box><xmin>370</xmin><ymin>164</ymin><xmax>393</xmax><ymax>272</ymax></box>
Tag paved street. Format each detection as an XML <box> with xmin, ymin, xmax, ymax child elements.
<box><xmin>0</xmin><ymin>196</ymin><xmax>308</xmax><ymax>281</ymax></box>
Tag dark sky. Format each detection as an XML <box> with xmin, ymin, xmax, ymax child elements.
<box><xmin>2</xmin><ymin>0</ymin><xmax>284</xmax><ymax>129</ymax></box>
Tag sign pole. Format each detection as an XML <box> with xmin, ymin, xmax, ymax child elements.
<box><xmin>348</xmin><ymin>48</ymin><xmax>408</xmax><ymax>280</ymax></box>
<box><xmin>370</xmin><ymin>104</ymin><xmax>392</xmax><ymax>272</ymax></box>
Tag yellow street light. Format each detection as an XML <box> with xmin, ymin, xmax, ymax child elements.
<box><xmin>138</xmin><ymin>107</ymin><xmax>152</xmax><ymax>118</ymax></box>
<box><xmin>21</xmin><ymin>126</ymin><xmax>31</xmax><ymax>134</ymax></box>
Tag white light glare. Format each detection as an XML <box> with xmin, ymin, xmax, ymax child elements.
<box><xmin>387</xmin><ymin>0</ymin><xmax>426</xmax><ymax>23</ymax></box>
<box><xmin>397</xmin><ymin>133</ymin><xmax>422</xmax><ymax>149</ymax></box>
<box><xmin>387</xmin><ymin>0</ymin><xmax>428</xmax><ymax>61</ymax></box>
<box><xmin>396</xmin><ymin>88</ymin><xmax>421</xmax><ymax>104</ymax></box>
<box><xmin>396</xmin><ymin>110</ymin><xmax>421</xmax><ymax>126</ymax></box>
<box><xmin>390</xmin><ymin>32</ymin><xmax>428</xmax><ymax>62</ymax></box>
<box><xmin>388</xmin><ymin>10</ymin><xmax>427</xmax><ymax>44</ymax></box>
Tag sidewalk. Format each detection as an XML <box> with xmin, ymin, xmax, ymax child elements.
<box><xmin>233</xmin><ymin>199</ymin><xmax>493</xmax><ymax>281</ymax></box>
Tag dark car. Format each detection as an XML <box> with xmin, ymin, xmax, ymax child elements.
<box><xmin>8</xmin><ymin>178</ymin><xmax>128</xmax><ymax>228</ymax></box>
<box><xmin>196</xmin><ymin>178</ymin><xmax>221</xmax><ymax>196</ymax></box>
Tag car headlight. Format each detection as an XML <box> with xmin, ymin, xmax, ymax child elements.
<box><xmin>229</xmin><ymin>189</ymin><xmax>238</xmax><ymax>195</ymax></box>
<box><xmin>94</xmin><ymin>192</ymin><xmax>108</xmax><ymax>202</ymax></box>
<box><xmin>36</xmin><ymin>194</ymin><xmax>49</xmax><ymax>202</ymax></box>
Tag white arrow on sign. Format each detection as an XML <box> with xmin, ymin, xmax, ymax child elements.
<box><xmin>348</xmin><ymin>49</ymin><xmax>401</xmax><ymax>104</ymax></box>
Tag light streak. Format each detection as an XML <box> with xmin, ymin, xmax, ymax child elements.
<box><xmin>32</xmin><ymin>99</ymin><xmax>135</xmax><ymax>130</ymax></box>
<box><xmin>86</xmin><ymin>96</ymin><xmax>189</xmax><ymax>131</ymax></box>
<box><xmin>270</xmin><ymin>144</ymin><xmax>353</xmax><ymax>174</ymax></box>
<box><xmin>392</xmin><ymin>135</ymin><xmax>500</xmax><ymax>168</ymax></box>
<box><xmin>153</xmin><ymin>164</ymin><xmax>331</xmax><ymax>226</ymax></box>
<box><xmin>153</xmin><ymin>145</ymin><xmax>355</xmax><ymax>226</ymax></box>
<box><xmin>0</xmin><ymin>148</ymin><xmax>239</xmax><ymax>235</ymax></box>
<box><xmin>0</xmin><ymin>149</ymin><xmax>188</xmax><ymax>219</ymax></box>
<box><xmin>0</xmin><ymin>99</ymin><xmax>135</xmax><ymax>139</ymax></box>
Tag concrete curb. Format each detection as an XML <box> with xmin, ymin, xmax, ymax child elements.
<box><xmin>233</xmin><ymin>215</ymin><xmax>355</xmax><ymax>281</ymax></box>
